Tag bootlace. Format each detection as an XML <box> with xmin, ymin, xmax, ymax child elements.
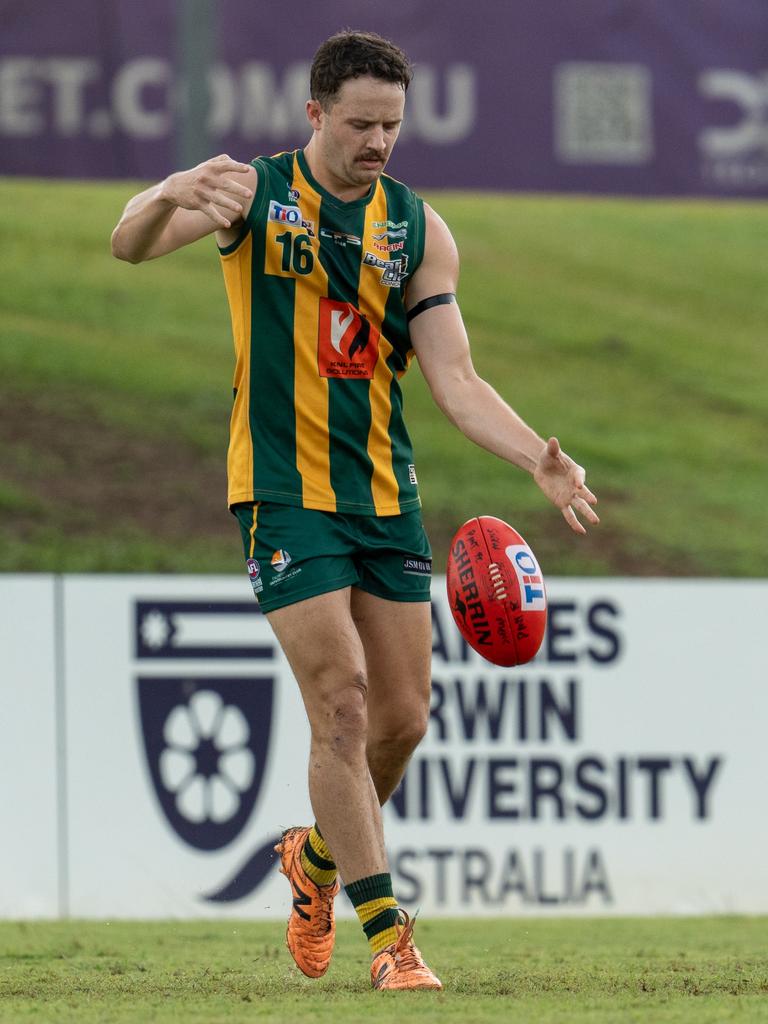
<box><xmin>310</xmin><ymin>885</ymin><xmax>335</xmax><ymax>935</ymax></box>
<box><xmin>392</xmin><ymin>910</ymin><xmax>427</xmax><ymax>970</ymax></box>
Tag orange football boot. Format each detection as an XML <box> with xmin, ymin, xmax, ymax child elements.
<box><xmin>370</xmin><ymin>910</ymin><xmax>443</xmax><ymax>991</ymax></box>
<box><xmin>274</xmin><ymin>826</ymin><xmax>339</xmax><ymax>978</ymax></box>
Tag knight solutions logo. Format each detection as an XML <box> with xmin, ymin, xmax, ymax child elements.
<box><xmin>317</xmin><ymin>297</ymin><xmax>381</xmax><ymax>379</ymax></box>
<box><xmin>134</xmin><ymin>599</ymin><xmax>280</xmax><ymax>902</ymax></box>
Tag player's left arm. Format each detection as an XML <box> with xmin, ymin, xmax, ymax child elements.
<box><xmin>407</xmin><ymin>203</ymin><xmax>599</xmax><ymax>535</ymax></box>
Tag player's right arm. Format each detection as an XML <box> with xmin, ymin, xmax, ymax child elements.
<box><xmin>111</xmin><ymin>154</ymin><xmax>256</xmax><ymax>263</ymax></box>
<box><xmin>408</xmin><ymin>204</ymin><xmax>599</xmax><ymax>535</ymax></box>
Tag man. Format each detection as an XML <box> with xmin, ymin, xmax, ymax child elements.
<box><xmin>111</xmin><ymin>30</ymin><xmax>598</xmax><ymax>991</ymax></box>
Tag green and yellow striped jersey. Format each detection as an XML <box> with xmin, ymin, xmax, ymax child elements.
<box><xmin>219</xmin><ymin>149</ymin><xmax>426</xmax><ymax>516</ymax></box>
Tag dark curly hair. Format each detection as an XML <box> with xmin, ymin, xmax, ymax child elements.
<box><xmin>310</xmin><ymin>30</ymin><xmax>413</xmax><ymax>108</ymax></box>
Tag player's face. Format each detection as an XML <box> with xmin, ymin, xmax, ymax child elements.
<box><xmin>308</xmin><ymin>76</ymin><xmax>405</xmax><ymax>192</ymax></box>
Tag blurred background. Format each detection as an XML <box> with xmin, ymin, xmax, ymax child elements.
<box><xmin>2</xmin><ymin>0</ymin><xmax>767</xmax><ymax>930</ymax></box>
<box><xmin>1</xmin><ymin>0</ymin><xmax>766</xmax><ymax>576</ymax></box>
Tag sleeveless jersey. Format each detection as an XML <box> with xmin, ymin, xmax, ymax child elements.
<box><xmin>219</xmin><ymin>149</ymin><xmax>426</xmax><ymax>516</ymax></box>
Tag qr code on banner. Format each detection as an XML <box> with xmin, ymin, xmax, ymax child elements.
<box><xmin>554</xmin><ymin>62</ymin><xmax>654</xmax><ymax>164</ymax></box>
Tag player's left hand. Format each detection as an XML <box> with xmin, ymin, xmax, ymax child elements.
<box><xmin>533</xmin><ymin>437</ymin><xmax>599</xmax><ymax>534</ymax></box>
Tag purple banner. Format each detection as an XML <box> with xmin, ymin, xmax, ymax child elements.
<box><xmin>2</xmin><ymin>0</ymin><xmax>767</xmax><ymax>195</ymax></box>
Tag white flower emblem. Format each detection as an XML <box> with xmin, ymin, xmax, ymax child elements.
<box><xmin>140</xmin><ymin>610</ymin><xmax>172</xmax><ymax>649</ymax></box>
<box><xmin>159</xmin><ymin>690</ymin><xmax>255</xmax><ymax>824</ymax></box>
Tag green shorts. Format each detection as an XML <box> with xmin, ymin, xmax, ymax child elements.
<box><xmin>232</xmin><ymin>502</ymin><xmax>433</xmax><ymax>613</ymax></box>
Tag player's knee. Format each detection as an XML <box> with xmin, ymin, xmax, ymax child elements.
<box><xmin>406</xmin><ymin>712</ymin><xmax>429</xmax><ymax>751</ymax></box>
<box><xmin>311</xmin><ymin>668</ymin><xmax>369</xmax><ymax>749</ymax></box>
<box><xmin>373</xmin><ymin>707</ymin><xmax>428</xmax><ymax>758</ymax></box>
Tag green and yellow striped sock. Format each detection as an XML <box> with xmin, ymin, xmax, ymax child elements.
<box><xmin>345</xmin><ymin>873</ymin><xmax>400</xmax><ymax>955</ymax></box>
<box><xmin>300</xmin><ymin>824</ymin><xmax>337</xmax><ymax>887</ymax></box>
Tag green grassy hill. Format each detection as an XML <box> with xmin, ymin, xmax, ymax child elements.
<box><xmin>1</xmin><ymin>179</ymin><xmax>765</xmax><ymax>575</ymax></box>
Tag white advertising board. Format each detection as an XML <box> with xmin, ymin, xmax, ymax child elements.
<box><xmin>0</xmin><ymin>575</ymin><xmax>59</xmax><ymax>916</ymax></box>
<box><xmin>1</xmin><ymin>574</ymin><xmax>767</xmax><ymax>918</ymax></box>
<box><xmin>386</xmin><ymin>579</ymin><xmax>768</xmax><ymax>916</ymax></box>
<box><xmin>61</xmin><ymin>575</ymin><xmax>310</xmax><ymax>919</ymax></box>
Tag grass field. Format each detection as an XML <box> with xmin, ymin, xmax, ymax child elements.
<box><xmin>0</xmin><ymin>178</ymin><xmax>766</xmax><ymax>576</ymax></box>
<box><xmin>2</xmin><ymin>917</ymin><xmax>768</xmax><ymax>1023</ymax></box>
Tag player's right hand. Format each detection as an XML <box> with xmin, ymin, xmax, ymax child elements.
<box><xmin>533</xmin><ymin>436</ymin><xmax>599</xmax><ymax>535</ymax></box>
<box><xmin>160</xmin><ymin>154</ymin><xmax>254</xmax><ymax>228</ymax></box>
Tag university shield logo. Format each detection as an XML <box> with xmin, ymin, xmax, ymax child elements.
<box><xmin>137</xmin><ymin>676</ymin><xmax>274</xmax><ymax>852</ymax></box>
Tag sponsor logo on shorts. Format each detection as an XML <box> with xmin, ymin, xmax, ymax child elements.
<box><xmin>269</xmin><ymin>567</ymin><xmax>302</xmax><ymax>587</ymax></box>
<box><xmin>246</xmin><ymin>558</ymin><xmax>263</xmax><ymax>594</ymax></box>
<box><xmin>403</xmin><ymin>556</ymin><xmax>432</xmax><ymax>576</ymax></box>
<box><xmin>268</xmin><ymin>200</ymin><xmax>315</xmax><ymax>237</ymax></box>
<box><xmin>408</xmin><ymin>464</ymin><xmax>418</xmax><ymax>485</ymax></box>
<box><xmin>270</xmin><ymin>549</ymin><xmax>292</xmax><ymax>573</ymax></box>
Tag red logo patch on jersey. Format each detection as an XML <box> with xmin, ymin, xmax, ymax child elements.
<box><xmin>317</xmin><ymin>298</ymin><xmax>380</xmax><ymax>379</ymax></box>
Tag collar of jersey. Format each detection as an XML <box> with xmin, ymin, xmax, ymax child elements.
<box><xmin>296</xmin><ymin>149</ymin><xmax>378</xmax><ymax>211</ymax></box>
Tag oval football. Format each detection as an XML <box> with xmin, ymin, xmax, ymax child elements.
<box><xmin>446</xmin><ymin>515</ymin><xmax>547</xmax><ymax>667</ymax></box>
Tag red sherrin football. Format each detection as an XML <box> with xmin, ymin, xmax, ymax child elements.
<box><xmin>446</xmin><ymin>516</ymin><xmax>547</xmax><ymax>667</ymax></box>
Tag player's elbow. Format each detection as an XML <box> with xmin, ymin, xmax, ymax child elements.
<box><xmin>110</xmin><ymin>227</ymin><xmax>144</xmax><ymax>264</ymax></box>
<box><xmin>429</xmin><ymin>366</ymin><xmax>482</xmax><ymax>422</ymax></box>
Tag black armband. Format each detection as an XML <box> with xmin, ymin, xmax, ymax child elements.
<box><xmin>406</xmin><ymin>292</ymin><xmax>456</xmax><ymax>323</ymax></box>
